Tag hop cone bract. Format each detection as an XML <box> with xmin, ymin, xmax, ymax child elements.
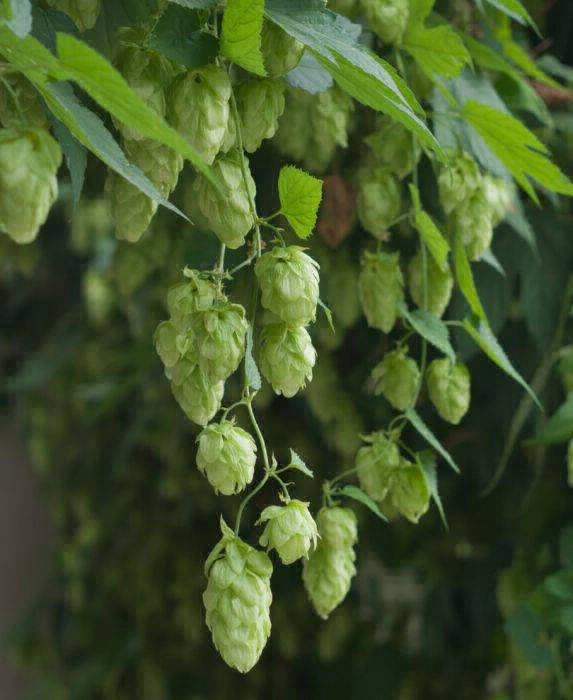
<box><xmin>237</xmin><ymin>80</ymin><xmax>286</xmax><ymax>153</ymax></box>
<box><xmin>261</xmin><ymin>21</ymin><xmax>305</xmax><ymax>77</ymax></box>
<box><xmin>426</xmin><ymin>358</ymin><xmax>471</xmax><ymax>425</ymax></box>
<box><xmin>361</xmin><ymin>0</ymin><xmax>410</xmax><ymax>45</ymax></box>
<box><xmin>169</xmin><ymin>361</ymin><xmax>224</xmax><ymax>427</ymax></box>
<box><xmin>196</xmin><ymin>420</ymin><xmax>256</xmax><ymax>495</ymax></box>
<box><xmin>0</xmin><ymin>73</ymin><xmax>47</xmax><ymax>129</ymax></box>
<box><xmin>389</xmin><ymin>459</ymin><xmax>430</xmax><ymax>524</ymax></box>
<box><xmin>259</xmin><ymin>323</ymin><xmax>317</xmax><ymax>398</ymax></box>
<box><xmin>452</xmin><ymin>183</ymin><xmax>494</xmax><ymax>261</ymax></box>
<box><xmin>408</xmin><ymin>249</ymin><xmax>453</xmax><ymax>317</ymax></box>
<box><xmin>438</xmin><ymin>150</ymin><xmax>481</xmax><ymax>215</ymax></box>
<box><xmin>356</xmin><ymin>166</ymin><xmax>401</xmax><ymax>236</ymax></box>
<box><xmin>356</xmin><ymin>432</ymin><xmax>401</xmax><ymax>502</ymax></box>
<box><xmin>371</xmin><ymin>347</ymin><xmax>420</xmax><ymax>411</ymax></box>
<box><xmin>258</xmin><ymin>499</ymin><xmax>318</xmax><ymax>565</ymax></box>
<box><xmin>365</xmin><ymin>119</ymin><xmax>421</xmax><ymax>180</ymax></box>
<box><xmin>358</xmin><ymin>250</ymin><xmax>404</xmax><ymax>333</ymax></box>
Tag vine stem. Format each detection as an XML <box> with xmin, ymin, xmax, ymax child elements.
<box><xmin>330</xmin><ymin>466</ymin><xmax>360</xmax><ymax>488</ymax></box>
<box><xmin>216</xmin><ymin>242</ymin><xmax>226</xmax><ymax>290</ymax></box>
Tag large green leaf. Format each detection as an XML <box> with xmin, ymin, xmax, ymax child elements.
<box><xmin>409</xmin><ymin>184</ymin><xmax>450</xmax><ymax>270</ymax></box>
<box><xmin>417</xmin><ymin>450</ymin><xmax>448</xmax><ymax>529</ymax></box>
<box><xmin>405</xmin><ymin>408</ymin><xmax>460</xmax><ymax>473</ymax></box>
<box><xmin>403</xmin><ymin>22</ymin><xmax>471</xmax><ymax>80</ymax></box>
<box><xmin>148</xmin><ymin>4</ymin><xmax>218</xmax><ymax>68</ymax></box>
<box><xmin>221</xmin><ymin>0</ymin><xmax>266</xmax><ymax>76</ymax></box>
<box><xmin>278</xmin><ymin>166</ymin><xmax>322</xmax><ymax>239</ymax></box>
<box><xmin>479</xmin><ymin>0</ymin><xmax>537</xmax><ymax>31</ymax></box>
<box><xmin>49</xmin><ymin>117</ymin><xmax>87</xmax><ymax>207</ymax></box>
<box><xmin>400</xmin><ymin>304</ymin><xmax>455</xmax><ymax>361</ymax></box>
<box><xmin>453</xmin><ymin>233</ymin><xmax>487</xmax><ymax>321</ymax></box>
<box><xmin>339</xmin><ymin>485</ymin><xmax>387</xmax><ymax>522</ymax></box>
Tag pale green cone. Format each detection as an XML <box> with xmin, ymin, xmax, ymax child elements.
<box><xmin>356</xmin><ymin>432</ymin><xmax>401</xmax><ymax>502</ymax></box>
<box><xmin>261</xmin><ymin>21</ymin><xmax>305</xmax><ymax>78</ymax></box>
<box><xmin>371</xmin><ymin>347</ymin><xmax>420</xmax><ymax>411</ymax></box>
<box><xmin>358</xmin><ymin>250</ymin><xmax>404</xmax><ymax>333</ymax></box>
<box><xmin>451</xmin><ymin>183</ymin><xmax>495</xmax><ymax>261</ymax></box>
<box><xmin>426</xmin><ymin>358</ymin><xmax>471</xmax><ymax>425</ymax></box>
<box><xmin>0</xmin><ymin>73</ymin><xmax>47</xmax><ymax>129</ymax></box>
<box><xmin>389</xmin><ymin>459</ymin><xmax>430</xmax><ymax>524</ymax></box>
<box><xmin>356</xmin><ymin>166</ymin><xmax>401</xmax><ymax>236</ymax></box>
<box><xmin>237</xmin><ymin>80</ymin><xmax>286</xmax><ymax>153</ymax></box>
<box><xmin>166</xmin><ymin>270</ymin><xmax>217</xmax><ymax>328</ymax></box>
<box><xmin>255</xmin><ymin>246</ymin><xmax>320</xmax><ymax>326</ymax></box>
<box><xmin>192</xmin><ymin>152</ymin><xmax>256</xmax><ymax>248</ymax></box>
<box><xmin>204</xmin><ymin>520</ymin><xmax>272</xmax><ymax>673</ymax></box>
<box><xmin>196</xmin><ymin>420</ymin><xmax>256</xmax><ymax>496</ymax></box>
<box><xmin>0</xmin><ymin>128</ymin><xmax>61</xmax><ymax>244</ymax></box>
<box><xmin>438</xmin><ymin>150</ymin><xmax>482</xmax><ymax>216</ymax></box>
<box><xmin>408</xmin><ymin>249</ymin><xmax>453</xmax><ymax>317</ymax></box>
<box><xmin>482</xmin><ymin>175</ymin><xmax>512</xmax><ymax>227</ymax></box>
<box><xmin>361</xmin><ymin>0</ymin><xmax>410</xmax><ymax>45</ymax></box>
<box><xmin>258</xmin><ymin>499</ymin><xmax>318</xmax><ymax>565</ymax></box>
<box><xmin>169</xmin><ymin>65</ymin><xmax>231</xmax><ymax>165</ymax></box>
<box><xmin>45</xmin><ymin>0</ymin><xmax>101</xmax><ymax>31</ymax></box>
<box><xmin>169</xmin><ymin>361</ymin><xmax>224</xmax><ymax>426</ymax></box>
<box><xmin>259</xmin><ymin>323</ymin><xmax>316</xmax><ymax>398</ymax></box>
<box><xmin>302</xmin><ymin>507</ymin><xmax>357</xmax><ymax>619</ymax></box>
<box><xmin>365</xmin><ymin>119</ymin><xmax>421</xmax><ymax>180</ymax></box>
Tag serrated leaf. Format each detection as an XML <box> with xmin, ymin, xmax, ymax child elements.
<box><xmin>400</xmin><ymin>304</ymin><xmax>455</xmax><ymax>361</ymax></box>
<box><xmin>339</xmin><ymin>485</ymin><xmax>387</xmax><ymax>522</ymax></box>
<box><xmin>285</xmin><ymin>51</ymin><xmax>333</xmax><ymax>94</ymax></box>
<box><xmin>318</xmin><ymin>298</ymin><xmax>335</xmax><ymax>333</ymax></box>
<box><xmin>530</xmin><ymin>395</ymin><xmax>573</xmax><ymax>445</ymax></box>
<box><xmin>480</xmin><ymin>0</ymin><xmax>538</xmax><ymax>32</ymax></box>
<box><xmin>403</xmin><ymin>23</ymin><xmax>471</xmax><ymax>80</ymax></box>
<box><xmin>405</xmin><ymin>408</ymin><xmax>460</xmax><ymax>473</ymax></box>
<box><xmin>287</xmin><ymin>449</ymin><xmax>314</xmax><ymax>478</ymax></box>
<box><xmin>409</xmin><ymin>184</ymin><xmax>450</xmax><ymax>270</ymax></box>
<box><xmin>3</xmin><ymin>0</ymin><xmax>31</xmax><ymax>38</ymax></box>
<box><xmin>454</xmin><ymin>232</ymin><xmax>487</xmax><ymax>321</ymax></box>
<box><xmin>49</xmin><ymin>117</ymin><xmax>87</xmax><ymax>207</ymax></box>
<box><xmin>221</xmin><ymin>0</ymin><xmax>266</xmax><ymax>76</ymax></box>
<box><xmin>278</xmin><ymin>166</ymin><xmax>322</xmax><ymax>239</ymax></box>
<box><xmin>245</xmin><ymin>324</ymin><xmax>261</xmax><ymax>391</ymax></box>
<box><xmin>464</xmin><ymin>36</ymin><xmax>516</xmax><ymax>76</ymax></box>
<box><xmin>500</xmin><ymin>38</ymin><xmax>559</xmax><ymax>88</ymax></box>
<box><xmin>417</xmin><ymin>450</ymin><xmax>448</xmax><ymax>529</ymax></box>
<box><xmin>462</xmin><ymin>316</ymin><xmax>541</xmax><ymax>408</ymax></box>
<box><xmin>148</xmin><ymin>5</ymin><xmax>218</xmax><ymax>68</ymax></box>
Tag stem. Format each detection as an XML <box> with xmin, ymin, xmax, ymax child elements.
<box><xmin>221</xmin><ymin>399</ymin><xmax>246</xmax><ymax>421</ymax></box>
<box><xmin>271</xmin><ymin>473</ymin><xmax>291</xmax><ymax>500</ymax></box>
<box><xmin>227</xmin><ymin>251</ymin><xmax>257</xmax><ymax>277</ymax></box>
<box><xmin>217</xmin><ymin>243</ymin><xmax>226</xmax><ymax>290</ymax></box>
<box><xmin>234</xmin><ymin>471</ymin><xmax>270</xmax><ymax>535</ymax></box>
<box><xmin>330</xmin><ymin>466</ymin><xmax>360</xmax><ymax>487</ymax></box>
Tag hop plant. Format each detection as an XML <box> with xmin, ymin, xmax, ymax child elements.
<box><xmin>361</xmin><ymin>0</ymin><xmax>410</xmax><ymax>45</ymax></box>
<box><xmin>0</xmin><ymin>73</ymin><xmax>47</xmax><ymax>129</ymax></box>
<box><xmin>438</xmin><ymin>150</ymin><xmax>482</xmax><ymax>215</ymax></box>
<box><xmin>356</xmin><ymin>432</ymin><xmax>401</xmax><ymax>502</ymax></box>
<box><xmin>45</xmin><ymin>0</ymin><xmax>101</xmax><ymax>31</ymax></box>
<box><xmin>302</xmin><ymin>507</ymin><xmax>357</xmax><ymax>619</ymax></box>
<box><xmin>356</xmin><ymin>166</ymin><xmax>401</xmax><ymax>236</ymax></box>
<box><xmin>452</xmin><ymin>183</ymin><xmax>495</xmax><ymax>261</ymax></box>
<box><xmin>196</xmin><ymin>420</ymin><xmax>257</xmax><ymax>495</ymax></box>
<box><xmin>482</xmin><ymin>175</ymin><xmax>512</xmax><ymax>226</ymax></box>
<box><xmin>203</xmin><ymin>520</ymin><xmax>272</xmax><ymax>673</ymax></box>
<box><xmin>365</xmin><ymin>119</ymin><xmax>421</xmax><ymax>180</ymax></box>
<box><xmin>408</xmin><ymin>250</ymin><xmax>454</xmax><ymax>317</ymax></box>
<box><xmin>169</xmin><ymin>65</ymin><xmax>232</xmax><ymax>165</ymax></box>
<box><xmin>371</xmin><ymin>347</ymin><xmax>420</xmax><ymax>411</ymax></box>
<box><xmin>166</xmin><ymin>271</ymin><xmax>217</xmax><ymax>329</ymax></box>
<box><xmin>329</xmin><ymin>0</ymin><xmax>358</xmax><ymax>15</ymax></box>
<box><xmin>237</xmin><ymin>80</ymin><xmax>286</xmax><ymax>153</ymax></box>
<box><xmin>169</xmin><ymin>361</ymin><xmax>224</xmax><ymax>426</ymax></box>
<box><xmin>192</xmin><ymin>152</ymin><xmax>256</xmax><ymax>248</ymax></box>
<box><xmin>259</xmin><ymin>323</ymin><xmax>317</xmax><ymax>398</ymax></box>
<box><xmin>258</xmin><ymin>499</ymin><xmax>318</xmax><ymax>565</ymax></box>
<box><xmin>0</xmin><ymin>128</ymin><xmax>62</xmax><ymax>244</ymax></box>
<box><xmin>358</xmin><ymin>250</ymin><xmax>404</xmax><ymax>333</ymax></box>
<box><xmin>389</xmin><ymin>459</ymin><xmax>430</xmax><ymax>523</ymax></box>
<box><xmin>261</xmin><ymin>21</ymin><xmax>305</xmax><ymax>78</ymax></box>
<box><xmin>426</xmin><ymin>358</ymin><xmax>471</xmax><ymax>425</ymax></box>
<box><xmin>255</xmin><ymin>246</ymin><xmax>320</xmax><ymax>326</ymax></box>
<box><xmin>155</xmin><ymin>320</ymin><xmax>182</xmax><ymax>369</ymax></box>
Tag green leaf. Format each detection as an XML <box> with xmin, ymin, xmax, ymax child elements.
<box><xmin>462</xmin><ymin>101</ymin><xmax>573</xmax><ymax>201</ymax></box>
<box><xmin>400</xmin><ymin>304</ymin><xmax>455</xmax><ymax>361</ymax></box>
<box><xmin>544</xmin><ymin>570</ymin><xmax>573</xmax><ymax>601</ymax></box>
<box><xmin>462</xmin><ymin>316</ymin><xmax>541</xmax><ymax>408</ymax></box>
<box><xmin>409</xmin><ymin>184</ymin><xmax>450</xmax><ymax>270</ymax></box>
<box><xmin>2</xmin><ymin>0</ymin><xmax>31</xmax><ymax>38</ymax></box>
<box><xmin>50</xmin><ymin>117</ymin><xmax>87</xmax><ymax>207</ymax></box>
<box><xmin>408</xmin><ymin>0</ymin><xmax>435</xmax><ymax>25</ymax></box>
<box><xmin>245</xmin><ymin>324</ymin><xmax>262</xmax><ymax>391</ymax></box>
<box><xmin>481</xmin><ymin>249</ymin><xmax>505</xmax><ymax>276</ymax></box>
<box><xmin>318</xmin><ymin>298</ymin><xmax>335</xmax><ymax>333</ymax></box>
<box><xmin>287</xmin><ymin>449</ymin><xmax>314</xmax><ymax>478</ymax></box>
<box><xmin>148</xmin><ymin>5</ymin><xmax>218</xmax><ymax>68</ymax></box>
<box><xmin>537</xmin><ymin>54</ymin><xmax>573</xmax><ymax>84</ymax></box>
<box><xmin>221</xmin><ymin>0</ymin><xmax>266</xmax><ymax>76</ymax></box>
<box><xmin>339</xmin><ymin>485</ymin><xmax>387</xmax><ymax>522</ymax></box>
<box><xmin>417</xmin><ymin>450</ymin><xmax>448</xmax><ymax>529</ymax></box>
<box><xmin>559</xmin><ymin>525</ymin><xmax>573</xmax><ymax>569</ymax></box>
<box><xmin>453</xmin><ymin>232</ymin><xmax>487</xmax><ymax>321</ymax></box>
<box><xmin>405</xmin><ymin>408</ymin><xmax>460</xmax><ymax>473</ymax></box>
<box><xmin>285</xmin><ymin>51</ymin><xmax>333</xmax><ymax>94</ymax></box>
<box><xmin>530</xmin><ymin>395</ymin><xmax>573</xmax><ymax>445</ymax></box>
<box><xmin>500</xmin><ymin>38</ymin><xmax>560</xmax><ymax>89</ymax></box>
<box><xmin>505</xmin><ymin>605</ymin><xmax>553</xmax><ymax>668</ymax></box>
<box><xmin>480</xmin><ymin>0</ymin><xmax>538</xmax><ymax>32</ymax></box>
<box><xmin>403</xmin><ymin>23</ymin><xmax>471</xmax><ymax>80</ymax></box>
<box><xmin>464</xmin><ymin>36</ymin><xmax>516</xmax><ymax>76</ymax></box>
<box><xmin>278</xmin><ymin>166</ymin><xmax>322</xmax><ymax>239</ymax></box>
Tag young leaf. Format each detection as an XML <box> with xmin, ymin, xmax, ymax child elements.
<box><xmin>49</xmin><ymin>117</ymin><xmax>87</xmax><ymax>207</ymax></box>
<box><xmin>278</xmin><ymin>166</ymin><xmax>322</xmax><ymax>239</ymax></box>
<box><xmin>220</xmin><ymin>0</ymin><xmax>266</xmax><ymax>76</ymax></box>
<box><xmin>453</xmin><ymin>232</ymin><xmax>487</xmax><ymax>321</ymax></box>
<box><xmin>2</xmin><ymin>0</ymin><xmax>31</xmax><ymax>38</ymax></box>
<box><xmin>529</xmin><ymin>395</ymin><xmax>573</xmax><ymax>445</ymax></box>
<box><xmin>287</xmin><ymin>449</ymin><xmax>314</xmax><ymax>478</ymax></box>
<box><xmin>403</xmin><ymin>23</ymin><xmax>471</xmax><ymax>80</ymax></box>
<box><xmin>148</xmin><ymin>4</ymin><xmax>218</xmax><ymax>68</ymax></box>
<box><xmin>417</xmin><ymin>450</ymin><xmax>448</xmax><ymax>529</ymax></box>
<box><xmin>400</xmin><ymin>304</ymin><xmax>455</xmax><ymax>362</ymax></box>
<box><xmin>480</xmin><ymin>0</ymin><xmax>538</xmax><ymax>32</ymax></box>
<box><xmin>405</xmin><ymin>408</ymin><xmax>460</xmax><ymax>473</ymax></box>
<box><xmin>409</xmin><ymin>184</ymin><xmax>450</xmax><ymax>270</ymax></box>
<box><xmin>245</xmin><ymin>324</ymin><xmax>262</xmax><ymax>391</ymax></box>
<box><xmin>339</xmin><ymin>485</ymin><xmax>387</xmax><ymax>522</ymax></box>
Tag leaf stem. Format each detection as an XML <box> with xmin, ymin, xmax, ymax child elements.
<box><xmin>330</xmin><ymin>466</ymin><xmax>359</xmax><ymax>487</ymax></box>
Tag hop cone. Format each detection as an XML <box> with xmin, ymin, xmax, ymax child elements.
<box><xmin>220</xmin><ymin>110</ymin><xmax>237</xmax><ymax>153</ymax></box>
<box><xmin>408</xmin><ymin>249</ymin><xmax>453</xmax><ymax>317</ymax></box>
<box><xmin>196</xmin><ymin>420</ymin><xmax>256</xmax><ymax>495</ymax></box>
<box><xmin>260</xmin><ymin>323</ymin><xmax>317</xmax><ymax>398</ymax></box>
<box><xmin>169</xmin><ymin>65</ymin><xmax>231</xmax><ymax>165</ymax></box>
<box><xmin>356</xmin><ymin>432</ymin><xmax>401</xmax><ymax>502</ymax></box>
<box><xmin>365</xmin><ymin>119</ymin><xmax>421</xmax><ymax>179</ymax></box>
<box><xmin>155</xmin><ymin>320</ymin><xmax>182</xmax><ymax>369</ymax></box>
<box><xmin>255</xmin><ymin>246</ymin><xmax>320</xmax><ymax>325</ymax></box>
<box><xmin>169</xmin><ymin>361</ymin><xmax>224</xmax><ymax>426</ymax></box>
<box><xmin>258</xmin><ymin>499</ymin><xmax>318</xmax><ymax>565</ymax></box>
<box><xmin>438</xmin><ymin>150</ymin><xmax>482</xmax><ymax>215</ymax></box>
<box><xmin>361</xmin><ymin>0</ymin><xmax>410</xmax><ymax>45</ymax></box>
<box><xmin>371</xmin><ymin>347</ymin><xmax>420</xmax><ymax>411</ymax></box>
<box><xmin>237</xmin><ymin>80</ymin><xmax>286</xmax><ymax>153</ymax></box>
<box><xmin>204</xmin><ymin>520</ymin><xmax>272</xmax><ymax>673</ymax></box>
<box><xmin>166</xmin><ymin>271</ymin><xmax>217</xmax><ymax>330</ymax></box>
<box><xmin>452</xmin><ymin>183</ymin><xmax>494</xmax><ymax>261</ymax></box>
<box><xmin>356</xmin><ymin>166</ymin><xmax>401</xmax><ymax>236</ymax></box>
<box><xmin>302</xmin><ymin>507</ymin><xmax>357</xmax><ymax>619</ymax></box>
<box><xmin>358</xmin><ymin>250</ymin><xmax>404</xmax><ymax>333</ymax></box>
<box><xmin>0</xmin><ymin>128</ymin><xmax>62</xmax><ymax>244</ymax></box>
<box><xmin>261</xmin><ymin>21</ymin><xmax>305</xmax><ymax>77</ymax></box>
<box><xmin>192</xmin><ymin>152</ymin><xmax>256</xmax><ymax>248</ymax></box>
<box><xmin>482</xmin><ymin>175</ymin><xmax>512</xmax><ymax>227</ymax></box>
<box><xmin>426</xmin><ymin>358</ymin><xmax>471</xmax><ymax>425</ymax></box>
<box><xmin>45</xmin><ymin>0</ymin><xmax>100</xmax><ymax>31</ymax></box>
<box><xmin>389</xmin><ymin>459</ymin><xmax>430</xmax><ymax>523</ymax></box>
<box><xmin>0</xmin><ymin>73</ymin><xmax>47</xmax><ymax>129</ymax></box>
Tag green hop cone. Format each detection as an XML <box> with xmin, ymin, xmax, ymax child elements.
<box><xmin>255</xmin><ymin>246</ymin><xmax>320</xmax><ymax>326</ymax></box>
<box><xmin>361</xmin><ymin>0</ymin><xmax>409</xmax><ymax>44</ymax></box>
<box><xmin>169</xmin><ymin>360</ymin><xmax>224</xmax><ymax>426</ymax></box>
<box><xmin>356</xmin><ymin>166</ymin><xmax>401</xmax><ymax>236</ymax></box>
<box><xmin>482</xmin><ymin>175</ymin><xmax>512</xmax><ymax>227</ymax></box>
<box><xmin>258</xmin><ymin>499</ymin><xmax>318</xmax><ymax>565</ymax></box>
<box><xmin>261</xmin><ymin>21</ymin><xmax>305</xmax><ymax>77</ymax></box>
<box><xmin>0</xmin><ymin>73</ymin><xmax>47</xmax><ymax>129</ymax></box>
<box><xmin>438</xmin><ymin>150</ymin><xmax>482</xmax><ymax>216</ymax></box>
<box><xmin>192</xmin><ymin>152</ymin><xmax>256</xmax><ymax>248</ymax></box>
<box><xmin>302</xmin><ymin>507</ymin><xmax>357</xmax><ymax>619</ymax></box>
<box><xmin>408</xmin><ymin>249</ymin><xmax>453</xmax><ymax>317</ymax></box>
<box><xmin>204</xmin><ymin>519</ymin><xmax>272</xmax><ymax>673</ymax></box>
<box><xmin>364</xmin><ymin>119</ymin><xmax>421</xmax><ymax>180</ymax></box>
<box><xmin>358</xmin><ymin>250</ymin><xmax>404</xmax><ymax>333</ymax></box>
<box><xmin>166</xmin><ymin>271</ymin><xmax>217</xmax><ymax>330</ymax></box>
<box><xmin>451</xmin><ymin>183</ymin><xmax>494</xmax><ymax>261</ymax></box>
<box><xmin>169</xmin><ymin>65</ymin><xmax>231</xmax><ymax>165</ymax></box>
<box><xmin>389</xmin><ymin>459</ymin><xmax>430</xmax><ymax>523</ymax></box>
<box><xmin>220</xmin><ymin>110</ymin><xmax>237</xmax><ymax>153</ymax></box>
<box><xmin>192</xmin><ymin>300</ymin><xmax>248</xmax><ymax>382</ymax></box>
<box><xmin>371</xmin><ymin>347</ymin><xmax>420</xmax><ymax>411</ymax></box>
<box><xmin>356</xmin><ymin>432</ymin><xmax>401</xmax><ymax>502</ymax></box>
<box><xmin>155</xmin><ymin>320</ymin><xmax>181</xmax><ymax>369</ymax></box>
<box><xmin>259</xmin><ymin>323</ymin><xmax>317</xmax><ymax>398</ymax></box>
<box><xmin>237</xmin><ymin>80</ymin><xmax>286</xmax><ymax>153</ymax></box>
<box><xmin>45</xmin><ymin>0</ymin><xmax>101</xmax><ymax>31</ymax></box>
<box><xmin>426</xmin><ymin>358</ymin><xmax>471</xmax><ymax>425</ymax></box>
<box><xmin>196</xmin><ymin>420</ymin><xmax>257</xmax><ymax>495</ymax></box>
<box><xmin>0</xmin><ymin>128</ymin><xmax>62</xmax><ymax>244</ymax></box>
